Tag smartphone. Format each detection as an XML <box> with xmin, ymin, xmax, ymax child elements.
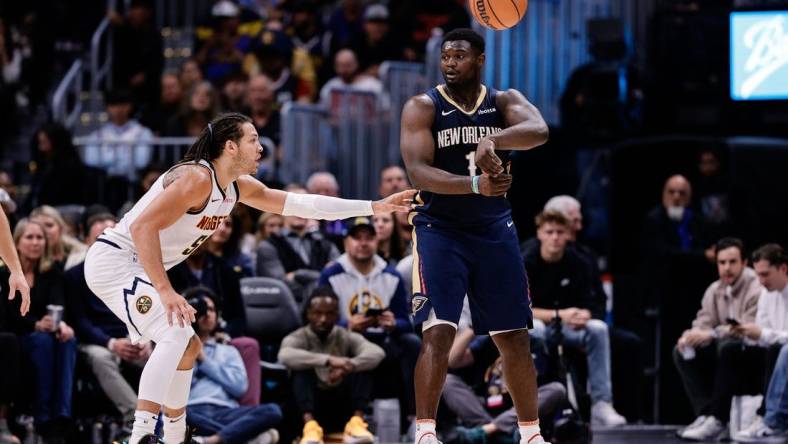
<box><xmin>365</xmin><ymin>308</ymin><xmax>384</xmax><ymax>317</ymax></box>
<box><xmin>726</xmin><ymin>317</ymin><xmax>740</xmax><ymax>327</ymax></box>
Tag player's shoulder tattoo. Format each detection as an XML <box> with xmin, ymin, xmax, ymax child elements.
<box><xmin>163</xmin><ymin>163</ymin><xmax>209</xmax><ymax>189</ymax></box>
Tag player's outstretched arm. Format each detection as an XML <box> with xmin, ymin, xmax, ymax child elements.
<box><xmin>236</xmin><ymin>175</ymin><xmax>416</xmax><ymax>219</ymax></box>
<box><xmin>0</xmin><ymin>207</ymin><xmax>30</xmax><ymax>316</ymax></box>
<box><xmin>129</xmin><ymin>165</ymin><xmax>209</xmax><ymax>327</ymax></box>
<box><xmin>401</xmin><ymin>95</ymin><xmax>511</xmax><ymax>197</ymax></box>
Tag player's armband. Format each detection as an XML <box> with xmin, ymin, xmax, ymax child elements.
<box><xmin>282</xmin><ymin>192</ymin><xmax>373</xmax><ymax>220</ymax></box>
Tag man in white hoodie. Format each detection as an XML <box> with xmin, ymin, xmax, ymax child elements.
<box><xmin>319</xmin><ymin>217</ymin><xmax>421</xmax><ymax>427</ymax></box>
<box><xmin>732</xmin><ymin>243</ymin><xmax>788</xmax><ymax>442</ymax></box>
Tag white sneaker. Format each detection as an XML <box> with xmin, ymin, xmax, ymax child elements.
<box><xmin>676</xmin><ymin>415</ymin><xmax>708</xmax><ymax>438</ymax></box>
<box><xmin>681</xmin><ymin>416</ymin><xmax>725</xmax><ymax>441</ymax></box>
<box><xmin>248</xmin><ymin>429</ymin><xmax>280</xmax><ymax>444</ymax></box>
<box><xmin>415</xmin><ymin>432</ymin><xmax>442</xmax><ymax>444</ymax></box>
<box><xmin>591</xmin><ymin>401</ymin><xmax>627</xmax><ymax>427</ymax></box>
<box><xmin>734</xmin><ymin>416</ymin><xmax>788</xmax><ymax>443</ymax></box>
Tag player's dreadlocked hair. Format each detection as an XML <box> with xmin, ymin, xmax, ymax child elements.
<box><xmin>183</xmin><ymin>113</ymin><xmax>252</xmax><ymax>162</ymax></box>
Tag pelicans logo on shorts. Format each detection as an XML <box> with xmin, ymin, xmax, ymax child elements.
<box><xmin>136</xmin><ymin>296</ymin><xmax>153</xmax><ymax>314</ymax></box>
<box><xmin>411</xmin><ymin>294</ymin><xmax>428</xmax><ymax>315</ymax></box>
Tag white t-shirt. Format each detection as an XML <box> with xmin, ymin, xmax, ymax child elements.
<box><xmin>755</xmin><ymin>285</ymin><xmax>788</xmax><ymax>346</ymax></box>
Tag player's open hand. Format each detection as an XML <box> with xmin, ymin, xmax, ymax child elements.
<box><xmin>161</xmin><ymin>289</ymin><xmax>197</xmax><ymax>328</ymax></box>
<box><xmin>8</xmin><ymin>270</ymin><xmax>30</xmax><ymax>316</ymax></box>
<box><xmin>475</xmin><ymin>138</ymin><xmax>504</xmax><ymax>177</ymax></box>
<box><xmin>478</xmin><ymin>173</ymin><xmax>512</xmax><ymax>197</ymax></box>
<box><xmin>372</xmin><ymin>189</ymin><xmax>417</xmax><ymax>214</ymax></box>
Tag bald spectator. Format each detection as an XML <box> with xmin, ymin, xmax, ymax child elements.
<box><xmin>307</xmin><ymin>172</ymin><xmax>345</xmax><ymax>246</ymax></box>
<box><xmin>641</xmin><ymin>174</ymin><xmax>717</xmax><ymax>422</ymax></box>
<box><xmin>306</xmin><ymin>172</ymin><xmax>340</xmax><ymax>197</ymax></box>
<box><xmin>378</xmin><ymin>165</ymin><xmax>409</xmax><ymax>198</ymax></box>
<box><xmin>319</xmin><ymin>49</ymin><xmax>384</xmax><ymax>110</ymax></box>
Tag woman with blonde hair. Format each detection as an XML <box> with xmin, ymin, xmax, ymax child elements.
<box><xmin>256</xmin><ymin>212</ymin><xmax>284</xmax><ymax>243</ymax></box>
<box><xmin>2</xmin><ymin>219</ymin><xmax>75</xmax><ymax>442</ymax></box>
<box><xmin>29</xmin><ymin>205</ymin><xmax>86</xmax><ymax>270</ymax></box>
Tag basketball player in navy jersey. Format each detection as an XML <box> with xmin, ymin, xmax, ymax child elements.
<box><xmin>400</xmin><ymin>29</ymin><xmax>550</xmax><ymax>444</ymax></box>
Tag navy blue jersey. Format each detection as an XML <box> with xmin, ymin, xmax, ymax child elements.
<box><xmin>411</xmin><ymin>84</ymin><xmax>511</xmax><ymax>227</ymax></box>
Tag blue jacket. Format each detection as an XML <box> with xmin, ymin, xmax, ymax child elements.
<box><xmin>319</xmin><ymin>254</ymin><xmax>412</xmax><ymax>340</ymax></box>
<box><xmin>189</xmin><ymin>339</ymin><xmax>248</xmax><ymax>408</ymax></box>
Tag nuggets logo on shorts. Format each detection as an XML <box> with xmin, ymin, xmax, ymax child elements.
<box><xmin>411</xmin><ymin>294</ymin><xmax>428</xmax><ymax>315</ymax></box>
<box><xmin>136</xmin><ymin>296</ymin><xmax>153</xmax><ymax>314</ymax></box>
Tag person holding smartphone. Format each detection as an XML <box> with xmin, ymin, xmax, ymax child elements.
<box><xmin>673</xmin><ymin>237</ymin><xmax>763</xmax><ymax>441</ymax></box>
<box><xmin>319</xmin><ymin>217</ymin><xmax>421</xmax><ymax>429</ymax></box>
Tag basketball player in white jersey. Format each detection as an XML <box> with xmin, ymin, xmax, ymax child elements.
<box><xmin>84</xmin><ymin>113</ymin><xmax>415</xmax><ymax>444</ymax></box>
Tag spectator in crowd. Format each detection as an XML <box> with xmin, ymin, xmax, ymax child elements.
<box><xmin>326</xmin><ymin>0</ymin><xmax>364</xmax><ymax>55</ymax></box>
<box><xmin>0</xmin><ymin>17</ymin><xmax>22</xmax><ymax>146</ymax></box>
<box><xmin>187</xmin><ymin>292</ymin><xmax>282</xmax><ymax>444</ymax></box>
<box><xmin>25</xmin><ymin>123</ymin><xmax>86</xmax><ymax>211</ymax></box>
<box><xmin>287</xmin><ymin>0</ymin><xmax>330</xmax><ymax>85</ymax></box>
<box><xmin>195</xmin><ymin>0</ymin><xmax>245</xmax><ymax>85</ymax></box>
<box><xmin>378</xmin><ymin>165</ymin><xmax>412</xmax><ymax>257</ymax></box>
<box><xmin>141</xmin><ymin>73</ymin><xmax>184</xmax><ymax>135</ymax></box>
<box><xmin>445</xmin><ymin>316</ymin><xmax>567</xmax><ymax>443</ymax></box>
<box><xmin>350</xmin><ymin>4</ymin><xmax>402</xmax><ymax>78</ymax></box>
<box><xmin>378</xmin><ymin>165</ymin><xmax>409</xmax><ymax>199</ymax></box>
<box><xmin>278</xmin><ymin>287</ymin><xmax>385</xmax><ymax>444</ymax></box>
<box><xmin>540</xmin><ymin>195</ymin><xmax>644</xmax><ymax>420</ymax></box>
<box><xmin>110</xmin><ymin>0</ymin><xmax>163</xmax><ymax>107</ymax></box>
<box><xmin>168</xmin><ymin>242</ymin><xmax>246</xmax><ymax>338</ymax></box>
<box><xmin>693</xmin><ymin>147</ymin><xmax>731</xmax><ymax>241</ymax></box>
<box><xmin>522</xmin><ymin>210</ymin><xmax>626</xmax><ymax>426</ymax></box>
<box><xmin>246</xmin><ymin>74</ymin><xmax>280</xmax><ymax>181</ymax></box>
<box><xmin>165</xmin><ymin>81</ymin><xmax>222</xmax><ymax>138</ymax></box>
<box><xmin>66</xmin><ymin>213</ymin><xmax>150</xmax><ymax>434</ymax></box>
<box><xmin>255</xmin><ymin>212</ymin><xmax>284</xmax><ymax>246</ymax></box>
<box><xmin>389</xmin><ymin>0</ymin><xmax>470</xmax><ymax>60</ymax></box>
<box><xmin>1</xmin><ymin>219</ymin><xmax>75</xmax><ymax>443</ymax></box>
<box><xmin>204</xmin><ymin>211</ymin><xmax>255</xmax><ymax>277</ymax></box>
<box><xmin>319</xmin><ymin>48</ymin><xmax>383</xmax><ymax>109</ymax></box>
<box><xmin>641</xmin><ymin>174</ymin><xmax>715</xmax><ymax>308</ymax></box>
<box><xmin>0</xmin><ymin>205</ymin><xmax>28</xmax><ymax>444</ymax></box>
<box><xmin>673</xmin><ymin>237</ymin><xmax>762</xmax><ymax>441</ymax></box>
<box><xmin>119</xmin><ymin>163</ymin><xmax>167</xmax><ymax>216</ymax></box>
<box><xmin>29</xmin><ymin>206</ymin><xmax>86</xmax><ymax>271</ymax></box>
<box><xmin>306</xmin><ymin>172</ymin><xmax>344</xmax><ymax>243</ymax></box>
<box><xmin>82</xmin><ymin>89</ymin><xmax>154</xmax><ymax>210</ymax></box>
<box><xmin>246</xmin><ymin>29</ymin><xmax>316</xmax><ymax>103</ymax></box>
<box><xmin>221</xmin><ymin>72</ymin><xmax>250</xmax><ymax>114</ymax></box>
<box><xmin>256</xmin><ymin>185</ymin><xmax>340</xmax><ymax>302</ymax></box>
<box><xmin>372</xmin><ymin>212</ymin><xmax>404</xmax><ymax>266</ymax></box>
<box><xmin>319</xmin><ymin>217</ymin><xmax>420</xmax><ymax>420</ymax></box>
<box><xmin>248</xmin><ymin>74</ymin><xmax>280</xmax><ymax>146</ymax></box>
<box><xmin>731</xmin><ymin>243</ymin><xmax>788</xmax><ymax>442</ymax></box>
<box><xmin>180</xmin><ymin>59</ymin><xmax>205</xmax><ymax>93</ymax></box>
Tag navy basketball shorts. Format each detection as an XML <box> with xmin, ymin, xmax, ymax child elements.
<box><xmin>410</xmin><ymin>216</ymin><xmax>533</xmax><ymax>334</ymax></box>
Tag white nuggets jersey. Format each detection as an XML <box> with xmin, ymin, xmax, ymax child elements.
<box><xmin>101</xmin><ymin>159</ymin><xmax>238</xmax><ymax>270</ymax></box>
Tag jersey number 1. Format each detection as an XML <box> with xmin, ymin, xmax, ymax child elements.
<box><xmin>465</xmin><ymin>152</ymin><xmax>478</xmax><ymax>176</ymax></box>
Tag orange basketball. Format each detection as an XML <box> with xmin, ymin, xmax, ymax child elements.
<box><xmin>468</xmin><ymin>0</ymin><xmax>528</xmax><ymax>30</ymax></box>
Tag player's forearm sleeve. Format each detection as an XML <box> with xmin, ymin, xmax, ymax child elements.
<box><xmin>282</xmin><ymin>192</ymin><xmax>373</xmax><ymax>220</ymax></box>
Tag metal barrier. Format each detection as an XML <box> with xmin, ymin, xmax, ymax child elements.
<box><xmin>379</xmin><ymin>61</ymin><xmax>427</xmax><ymax>162</ymax></box>
<box><xmin>88</xmin><ymin>0</ymin><xmax>118</xmax><ymax>120</ymax></box>
<box><xmin>424</xmin><ymin>30</ymin><xmax>445</xmax><ymax>89</ymax></box>
<box><xmin>281</xmin><ymin>89</ymin><xmax>398</xmax><ymax>200</ymax></box>
<box><xmin>52</xmin><ymin>60</ymin><xmax>84</xmax><ymax>129</ymax></box>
